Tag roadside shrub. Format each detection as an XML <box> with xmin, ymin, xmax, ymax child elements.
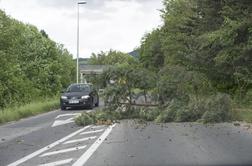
<box><xmin>155</xmin><ymin>108</ymin><xmax>176</xmax><ymax>123</ymax></box>
<box><xmin>95</xmin><ymin>111</ymin><xmax>111</xmax><ymax>121</ymax></box>
<box><xmin>202</xmin><ymin>93</ymin><xmax>233</xmax><ymax>123</ymax></box>
<box><xmin>234</xmin><ymin>89</ymin><xmax>252</xmax><ymax>108</ymax></box>
<box><xmin>139</xmin><ymin>107</ymin><xmax>160</xmax><ymax>121</ymax></box>
<box><xmin>202</xmin><ymin>111</ymin><xmax>222</xmax><ymax>123</ymax></box>
<box><xmin>117</xmin><ymin>106</ymin><xmax>141</xmax><ymax>119</ymax></box>
<box><xmin>175</xmin><ymin>109</ymin><xmax>194</xmax><ymax>122</ymax></box>
<box><xmin>155</xmin><ymin>101</ymin><xmax>180</xmax><ymax>123</ymax></box>
<box><xmin>128</xmin><ymin>107</ymin><xmax>141</xmax><ymax>119</ymax></box>
<box><xmin>95</xmin><ymin>110</ymin><xmax>121</xmax><ymax>121</ymax></box>
<box><xmin>75</xmin><ymin>113</ymin><xmax>95</xmax><ymax>126</ymax></box>
<box><xmin>185</xmin><ymin>98</ymin><xmax>208</xmax><ymax>121</ymax></box>
<box><xmin>75</xmin><ymin>93</ymin><xmax>235</xmax><ymax>126</ymax></box>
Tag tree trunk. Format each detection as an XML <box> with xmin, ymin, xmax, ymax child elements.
<box><xmin>144</xmin><ymin>90</ymin><xmax>147</xmax><ymax>103</ymax></box>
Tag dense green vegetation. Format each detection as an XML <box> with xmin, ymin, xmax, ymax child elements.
<box><xmin>77</xmin><ymin>0</ymin><xmax>252</xmax><ymax>125</ymax></box>
<box><xmin>0</xmin><ymin>10</ymin><xmax>75</xmax><ymax>109</ymax></box>
<box><xmin>158</xmin><ymin>0</ymin><xmax>252</xmax><ymax>100</ymax></box>
<box><xmin>89</xmin><ymin>50</ymin><xmax>136</xmax><ymax>65</ymax></box>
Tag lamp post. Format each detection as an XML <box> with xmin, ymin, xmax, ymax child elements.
<box><xmin>76</xmin><ymin>1</ymin><xmax>86</xmax><ymax>83</ymax></box>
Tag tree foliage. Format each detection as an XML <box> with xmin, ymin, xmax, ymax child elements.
<box><xmin>89</xmin><ymin>50</ymin><xmax>136</xmax><ymax>65</ymax></box>
<box><xmin>97</xmin><ymin>0</ymin><xmax>252</xmax><ymax>123</ymax></box>
<box><xmin>101</xmin><ymin>63</ymin><xmax>156</xmax><ymax>108</ymax></box>
<box><xmin>159</xmin><ymin>0</ymin><xmax>252</xmax><ymax>97</ymax></box>
<box><xmin>139</xmin><ymin>29</ymin><xmax>165</xmax><ymax>72</ymax></box>
<box><xmin>0</xmin><ymin>10</ymin><xmax>75</xmax><ymax>108</ymax></box>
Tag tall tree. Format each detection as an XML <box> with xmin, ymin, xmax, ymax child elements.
<box><xmin>139</xmin><ymin>29</ymin><xmax>165</xmax><ymax>72</ymax></box>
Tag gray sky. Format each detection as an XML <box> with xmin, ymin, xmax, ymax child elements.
<box><xmin>0</xmin><ymin>0</ymin><xmax>163</xmax><ymax>58</ymax></box>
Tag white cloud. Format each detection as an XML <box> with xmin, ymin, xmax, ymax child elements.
<box><xmin>0</xmin><ymin>0</ymin><xmax>163</xmax><ymax>58</ymax></box>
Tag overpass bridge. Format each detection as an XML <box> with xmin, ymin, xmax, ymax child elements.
<box><xmin>79</xmin><ymin>65</ymin><xmax>109</xmax><ymax>83</ymax></box>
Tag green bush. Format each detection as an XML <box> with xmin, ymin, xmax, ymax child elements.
<box><xmin>202</xmin><ymin>111</ymin><xmax>222</xmax><ymax>123</ymax></box>
<box><xmin>75</xmin><ymin>93</ymin><xmax>235</xmax><ymax>126</ymax></box>
<box><xmin>95</xmin><ymin>110</ymin><xmax>120</xmax><ymax>121</ymax></box>
<box><xmin>234</xmin><ymin>89</ymin><xmax>252</xmax><ymax>108</ymax></box>
<box><xmin>75</xmin><ymin>109</ymin><xmax>123</xmax><ymax>126</ymax></box>
<box><xmin>139</xmin><ymin>108</ymin><xmax>160</xmax><ymax>121</ymax></box>
<box><xmin>155</xmin><ymin>105</ymin><xmax>178</xmax><ymax>123</ymax></box>
<box><xmin>0</xmin><ymin>10</ymin><xmax>75</xmax><ymax>109</ymax></box>
<box><xmin>201</xmin><ymin>94</ymin><xmax>234</xmax><ymax>123</ymax></box>
<box><xmin>117</xmin><ymin>106</ymin><xmax>141</xmax><ymax>119</ymax></box>
<box><xmin>236</xmin><ymin>108</ymin><xmax>252</xmax><ymax>123</ymax></box>
<box><xmin>184</xmin><ymin>98</ymin><xmax>209</xmax><ymax>121</ymax></box>
<box><xmin>175</xmin><ymin>109</ymin><xmax>194</xmax><ymax>122</ymax></box>
<box><xmin>75</xmin><ymin>113</ymin><xmax>95</xmax><ymax>126</ymax></box>
<box><xmin>155</xmin><ymin>100</ymin><xmax>184</xmax><ymax>123</ymax></box>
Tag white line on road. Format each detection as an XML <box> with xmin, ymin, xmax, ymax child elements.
<box><xmin>72</xmin><ymin>124</ymin><xmax>116</xmax><ymax>166</ymax></box>
<box><xmin>63</xmin><ymin>136</ymin><xmax>97</xmax><ymax>144</ymax></box>
<box><xmin>51</xmin><ymin>117</ymin><xmax>75</xmax><ymax>127</ymax></box>
<box><xmin>38</xmin><ymin>158</ymin><xmax>73</xmax><ymax>166</ymax></box>
<box><xmin>55</xmin><ymin>113</ymin><xmax>81</xmax><ymax>119</ymax></box>
<box><xmin>7</xmin><ymin>125</ymin><xmax>91</xmax><ymax>166</ymax></box>
<box><xmin>90</xmin><ymin>125</ymin><xmax>105</xmax><ymax>129</ymax></box>
<box><xmin>40</xmin><ymin>145</ymin><xmax>87</xmax><ymax>157</ymax></box>
<box><xmin>80</xmin><ymin>129</ymin><xmax>104</xmax><ymax>135</ymax></box>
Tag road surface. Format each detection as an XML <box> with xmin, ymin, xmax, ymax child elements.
<box><xmin>1</xmin><ymin>106</ymin><xmax>252</xmax><ymax>166</ymax></box>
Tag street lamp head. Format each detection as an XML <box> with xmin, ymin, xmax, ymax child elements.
<box><xmin>78</xmin><ymin>1</ymin><xmax>87</xmax><ymax>5</ymax></box>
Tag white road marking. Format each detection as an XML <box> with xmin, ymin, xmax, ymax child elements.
<box><xmin>80</xmin><ymin>129</ymin><xmax>104</xmax><ymax>135</ymax></box>
<box><xmin>63</xmin><ymin>136</ymin><xmax>97</xmax><ymax>144</ymax></box>
<box><xmin>72</xmin><ymin>124</ymin><xmax>116</xmax><ymax>166</ymax></box>
<box><xmin>40</xmin><ymin>145</ymin><xmax>87</xmax><ymax>157</ymax></box>
<box><xmin>90</xmin><ymin>125</ymin><xmax>105</xmax><ymax>129</ymax></box>
<box><xmin>7</xmin><ymin>125</ymin><xmax>91</xmax><ymax>166</ymax></box>
<box><xmin>55</xmin><ymin>113</ymin><xmax>81</xmax><ymax>119</ymax></box>
<box><xmin>51</xmin><ymin>117</ymin><xmax>75</xmax><ymax>127</ymax></box>
<box><xmin>38</xmin><ymin>158</ymin><xmax>73</xmax><ymax>166</ymax></box>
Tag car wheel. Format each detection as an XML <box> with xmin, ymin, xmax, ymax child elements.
<box><xmin>89</xmin><ymin>99</ymin><xmax>94</xmax><ymax>109</ymax></box>
<box><xmin>61</xmin><ymin>105</ymin><xmax>66</xmax><ymax>111</ymax></box>
<box><xmin>89</xmin><ymin>104</ymin><xmax>93</xmax><ymax>109</ymax></box>
<box><xmin>95</xmin><ymin>98</ymin><xmax>99</xmax><ymax>107</ymax></box>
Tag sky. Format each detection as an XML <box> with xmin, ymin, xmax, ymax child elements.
<box><xmin>0</xmin><ymin>0</ymin><xmax>163</xmax><ymax>58</ymax></box>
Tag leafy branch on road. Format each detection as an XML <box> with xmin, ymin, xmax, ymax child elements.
<box><xmin>77</xmin><ymin>0</ymin><xmax>252</xmax><ymax>125</ymax></box>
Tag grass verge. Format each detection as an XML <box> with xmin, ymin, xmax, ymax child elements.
<box><xmin>236</xmin><ymin>108</ymin><xmax>252</xmax><ymax>123</ymax></box>
<box><xmin>0</xmin><ymin>98</ymin><xmax>59</xmax><ymax>125</ymax></box>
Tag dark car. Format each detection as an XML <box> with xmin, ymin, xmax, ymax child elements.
<box><xmin>60</xmin><ymin>83</ymin><xmax>99</xmax><ymax>110</ymax></box>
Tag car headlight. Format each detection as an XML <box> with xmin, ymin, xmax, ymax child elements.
<box><xmin>81</xmin><ymin>95</ymin><xmax>90</xmax><ymax>99</ymax></box>
<box><xmin>61</xmin><ymin>96</ymin><xmax>67</xmax><ymax>100</ymax></box>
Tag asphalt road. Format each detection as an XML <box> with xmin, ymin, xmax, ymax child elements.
<box><xmin>1</xmin><ymin>105</ymin><xmax>252</xmax><ymax>166</ymax></box>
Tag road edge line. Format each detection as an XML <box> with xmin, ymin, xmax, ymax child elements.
<box><xmin>72</xmin><ymin>123</ymin><xmax>116</xmax><ymax>166</ymax></box>
<box><xmin>38</xmin><ymin>158</ymin><xmax>73</xmax><ymax>166</ymax></box>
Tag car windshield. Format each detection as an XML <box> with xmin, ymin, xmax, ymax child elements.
<box><xmin>67</xmin><ymin>84</ymin><xmax>90</xmax><ymax>92</ymax></box>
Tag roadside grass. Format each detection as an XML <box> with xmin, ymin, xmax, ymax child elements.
<box><xmin>0</xmin><ymin>98</ymin><xmax>59</xmax><ymax>125</ymax></box>
<box><xmin>234</xmin><ymin>98</ymin><xmax>252</xmax><ymax>123</ymax></box>
<box><xmin>236</xmin><ymin>108</ymin><xmax>252</xmax><ymax>123</ymax></box>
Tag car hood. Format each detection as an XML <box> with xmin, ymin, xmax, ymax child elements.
<box><xmin>63</xmin><ymin>91</ymin><xmax>90</xmax><ymax>98</ymax></box>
